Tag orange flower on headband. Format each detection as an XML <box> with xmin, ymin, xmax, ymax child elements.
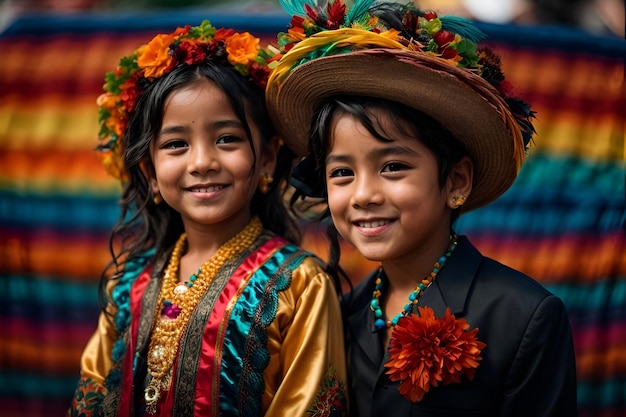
<box><xmin>102</xmin><ymin>150</ymin><xmax>126</xmax><ymax>181</ymax></box>
<box><xmin>96</xmin><ymin>20</ymin><xmax>275</xmax><ymax>181</ymax></box>
<box><xmin>385</xmin><ymin>306</ymin><xmax>485</xmax><ymax>402</ymax></box>
<box><xmin>138</xmin><ymin>32</ymin><xmax>177</xmax><ymax>79</ymax></box>
<box><xmin>225</xmin><ymin>32</ymin><xmax>260</xmax><ymax>66</ymax></box>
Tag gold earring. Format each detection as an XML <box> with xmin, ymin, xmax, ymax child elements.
<box><xmin>258</xmin><ymin>172</ymin><xmax>273</xmax><ymax>194</ymax></box>
<box><xmin>153</xmin><ymin>192</ymin><xmax>163</xmax><ymax>205</ymax></box>
<box><xmin>452</xmin><ymin>194</ymin><xmax>466</xmax><ymax>208</ymax></box>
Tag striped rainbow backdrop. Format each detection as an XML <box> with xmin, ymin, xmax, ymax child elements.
<box><xmin>0</xmin><ymin>9</ymin><xmax>624</xmax><ymax>417</ymax></box>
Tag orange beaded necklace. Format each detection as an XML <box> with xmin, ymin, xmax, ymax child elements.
<box><xmin>144</xmin><ymin>216</ymin><xmax>263</xmax><ymax>414</ymax></box>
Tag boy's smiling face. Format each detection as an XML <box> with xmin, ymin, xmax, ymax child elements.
<box><xmin>324</xmin><ymin>111</ymin><xmax>455</xmax><ymax>265</ymax></box>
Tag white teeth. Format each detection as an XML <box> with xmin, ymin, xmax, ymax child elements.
<box><xmin>191</xmin><ymin>186</ymin><xmax>223</xmax><ymax>192</ymax></box>
<box><xmin>358</xmin><ymin>220</ymin><xmax>390</xmax><ymax>228</ymax></box>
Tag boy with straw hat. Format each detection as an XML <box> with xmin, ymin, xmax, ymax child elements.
<box><xmin>267</xmin><ymin>1</ymin><xmax>577</xmax><ymax>415</ymax></box>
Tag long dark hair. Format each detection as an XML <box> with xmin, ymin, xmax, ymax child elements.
<box><xmin>292</xmin><ymin>95</ymin><xmax>468</xmax><ymax>279</ymax></box>
<box><xmin>99</xmin><ymin>63</ymin><xmax>299</xmax><ymax>313</ymax></box>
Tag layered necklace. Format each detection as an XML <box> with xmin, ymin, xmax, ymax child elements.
<box><xmin>144</xmin><ymin>216</ymin><xmax>263</xmax><ymax>414</ymax></box>
<box><xmin>370</xmin><ymin>234</ymin><xmax>458</xmax><ymax>330</ymax></box>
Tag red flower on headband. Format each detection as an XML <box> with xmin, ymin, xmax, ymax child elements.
<box><xmin>119</xmin><ymin>72</ymin><xmax>143</xmax><ymax>112</ymax></box>
<box><xmin>177</xmin><ymin>39</ymin><xmax>208</xmax><ymax>65</ymax></box>
<box><xmin>385</xmin><ymin>306</ymin><xmax>485</xmax><ymax>402</ymax></box>
<box><xmin>213</xmin><ymin>27</ymin><xmax>236</xmax><ymax>42</ymax></box>
<box><xmin>249</xmin><ymin>62</ymin><xmax>271</xmax><ymax>89</ymax></box>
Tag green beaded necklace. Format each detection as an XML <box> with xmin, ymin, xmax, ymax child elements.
<box><xmin>370</xmin><ymin>234</ymin><xmax>458</xmax><ymax>330</ymax></box>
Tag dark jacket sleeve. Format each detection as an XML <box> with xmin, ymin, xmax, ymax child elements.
<box><xmin>501</xmin><ymin>294</ymin><xmax>578</xmax><ymax>417</ymax></box>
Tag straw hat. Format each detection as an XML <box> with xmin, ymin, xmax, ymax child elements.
<box><xmin>266</xmin><ymin>1</ymin><xmax>535</xmax><ymax>212</ymax></box>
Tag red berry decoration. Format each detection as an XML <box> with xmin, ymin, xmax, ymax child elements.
<box><xmin>441</xmin><ymin>47</ymin><xmax>458</xmax><ymax>59</ymax></box>
<box><xmin>433</xmin><ymin>30</ymin><xmax>455</xmax><ymax>47</ymax></box>
<box><xmin>423</xmin><ymin>11</ymin><xmax>437</xmax><ymax>20</ymax></box>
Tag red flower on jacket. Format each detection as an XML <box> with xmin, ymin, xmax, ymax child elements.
<box><xmin>385</xmin><ymin>306</ymin><xmax>486</xmax><ymax>402</ymax></box>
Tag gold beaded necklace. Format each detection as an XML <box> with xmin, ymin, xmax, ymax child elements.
<box><xmin>144</xmin><ymin>216</ymin><xmax>263</xmax><ymax>413</ymax></box>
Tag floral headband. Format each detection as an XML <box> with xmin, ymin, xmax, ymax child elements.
<box><xmin>96</xmin><ymin>20</ymin><xmax>275</xmax><ymax>181</ymax></box>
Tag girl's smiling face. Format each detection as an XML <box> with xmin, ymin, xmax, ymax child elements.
<box><xmin>325</xmin><ymin>111</ymin><xmax>458</xmax><ymax>265</ymax></box>
<box><xmin>150</xmin><ymin>78</ymin><xmax>276</xmax><ymax>239</ymax></box>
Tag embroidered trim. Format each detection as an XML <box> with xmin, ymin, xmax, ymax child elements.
<box><xmin>174</xmin><ymin>245</ymin><xmax>257</xmax><ymax>417</ymax></box>
<box><xmin>307</xmin><ymin>364</ymin><xmax>347</xmax><ymax>417</ymax></box>
<box><xmin>238</xmin><ymin>247</ymin><xmax>306</xmax><ymax>416</ymax></box>
<box><xmin>211</xmin><ymin>234</ymin><xmax>276</xmax><ymax>415</ymax></box>
<box><xmin>67</xmin><ymin>377</ymin><xmax>106</xmax><ymax>417</ymax></box>
<box><xmin>102</xmin><ymin>249</ymin><xmax>154</xmax><ymax>396</ymax></box>
<box><xmin>103</xmin><ymin>259</ymin><xmax>162</xmax><ymax>416</ymax></box>
<box><xmin>110</xmin><ymin>249</ymin><xmax>155</xmax><ymax>362</ymax></box>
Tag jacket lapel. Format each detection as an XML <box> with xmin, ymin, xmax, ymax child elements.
<box><xmin>421</xmin><ymin>235</ymin><xmax>483</xmax><ymax>317</ymax></box>
<box><xmin>344</xmin><ymin>271</ymin><xmax>386</xmax><ymax>368</ymax></box>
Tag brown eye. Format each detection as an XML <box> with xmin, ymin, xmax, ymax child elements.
<box><xmin>329</xmin><ymin>168</ymin><xmax>353</xmax><ymax>178</ymax></box>
<box><xmin>382</xmin><ymin>162</ymin><xmax>408</xmax><ymax>172</ymax></box>
<box><xmin>162</xmin><ymin>140</ymin><xmax>187</xmax><ymax>150</ymax></box>
<box><xmin>216</xmin><ymin>135</ymin><xmax>241</xmax><ymax>145</ymax></box>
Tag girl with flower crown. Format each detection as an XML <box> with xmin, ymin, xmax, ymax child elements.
<box><xmin>266</xmin><ymin>1</ymin><xmax>577</xmax><ymax>416</ymax></box>
<box><xmin>67</xmin><ymin>20</ymin><xmax>347</xmax><ymax>417</ymax></box>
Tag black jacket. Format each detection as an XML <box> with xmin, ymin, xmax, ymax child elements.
<box><xmin>343</xmin><ymin>236</ymin><xmax>577</xmax><ymax>417</ymax></box>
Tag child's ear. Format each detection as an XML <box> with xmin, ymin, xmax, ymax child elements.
<box><xmin>260</xmin><ymin>135</ymin><xmax>281</xmax><ymax>175</ymax></box>
<box><xmin>446</xmin><ymin>156</ymin><xmax>473</xmax><ymax>209</ymax></box>
<box><xmin>150</xmin><ymin>177</ymin><xmax>160</xmax><ymax>197</ymax></box>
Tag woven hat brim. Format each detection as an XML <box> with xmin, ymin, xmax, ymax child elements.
<box><xmin>267</xmin><ymin>49</ymin><xmax>518</xmax><ymax>212</ymax></box>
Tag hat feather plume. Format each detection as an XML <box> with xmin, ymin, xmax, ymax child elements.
<box><xmin>345</xmin><ymin>0</ymin><xmax>375</xmax><ymax>24</ymax></box>
<box><xmin>440</xmin><ymin>15</ymin><xmax>486</xmax><ymax>43</ymax></box>
<box><xmin>279</xmin><ymin>0</ymin><xmax>318</xmax><ymax>18</ymax></box>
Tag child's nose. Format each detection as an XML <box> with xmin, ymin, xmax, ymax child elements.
<box><xmin>351</xmin><ymin>175</ymin><xmax>384</xmax><ymax>208</ymax></box>
<box><xmin>188</xmin><ymin>145</ymin><xmax>219</xmax><ymax>175</ymax></box>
